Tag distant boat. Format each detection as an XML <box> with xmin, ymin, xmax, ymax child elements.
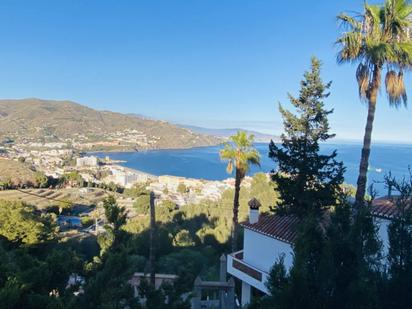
<box><xmin>367</xmin><ymin>167</ymin><xmax>383</xmax><ymax>173</ymax></box>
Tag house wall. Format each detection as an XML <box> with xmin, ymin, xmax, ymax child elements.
<box><xmin>243</xmin><ymin>229</ymin><xmax>294</xmax><ymax>272</ymax></box>
<box><xmin>232</xmin><ymin>215</ymin><xmax>392</xmax><ymax>298</ymax></box>
<box><xmin>376</xmin><ymin>217</ymin><xmax>391</xmax><ymax>259</ymax></box>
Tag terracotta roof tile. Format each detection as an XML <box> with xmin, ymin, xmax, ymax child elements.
<box><xmin>241</xmin><ymin>214</ymin><xmax>300</xmax><ymax>244</ymax></box>
<box><xmin>242</xmin><ymin>198</ymin><xmax>409</xmax><ymax>244</ymax></box>
<box><xmin>371</xmin><ymin>197</ymin><xmax>411</xmax><ymax>219</ymax></box>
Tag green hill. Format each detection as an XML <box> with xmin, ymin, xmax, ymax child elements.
<box><xmin>0</xmin><ymin>98</ymin><xmax>221</xmax><ymax>150</ymax></box>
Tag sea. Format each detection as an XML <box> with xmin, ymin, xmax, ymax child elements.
<box><xmin>93</xmin><ymin>143</ymin><xmax>412</xmax><ymax>196</ymax></box>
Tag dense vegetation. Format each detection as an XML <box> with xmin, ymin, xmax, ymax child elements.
<box><xmin>0</xmin><ymin>172</ymin><xmax>278</xmax><ymax>308</ymax></box>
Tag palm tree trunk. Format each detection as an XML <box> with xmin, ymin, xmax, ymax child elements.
<box><xmin>355</xmin><ymin>65</ymin><xmax>381</xmax><ymax>207</ymax></box>
<box><xmin>149</xmin><ymin>191</ymin><xmax>156</xmax><ymax>286</ymax></box>
<box><xmin>231</xmin><ymin>169</ymin><xmax>242</xmax><ymax>252</ymax></box>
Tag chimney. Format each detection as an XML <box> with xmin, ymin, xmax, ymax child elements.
<box><xmin>248</xmin><ymin>198</ymin><xmax>261</xmax><ymax>224</ymax></box>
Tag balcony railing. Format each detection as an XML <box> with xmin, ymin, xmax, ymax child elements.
<box><xmin>227</xmin><ymin>250</ymin><xmax>270</xmax><ymax>294</ymax></box>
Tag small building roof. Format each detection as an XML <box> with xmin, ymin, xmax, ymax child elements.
<box><xmin>371</xmin><ymin>196</ymin><xmax>411</xmax><ymax>219</ymax></box>
<box><xmin>241</xmin><ymin>197</ymin><xmax>408</xmax><ymax>244</ymax></box>
<box><xmin>241</xmin><ymin>214</ymin><xmax>300</xmax><ymax>244</ymax></box>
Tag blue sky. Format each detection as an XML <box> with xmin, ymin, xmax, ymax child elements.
<box><xmin>0</xmin><ymin>0</ymin><xmax>410</xmax><ymax>143</ymax></box>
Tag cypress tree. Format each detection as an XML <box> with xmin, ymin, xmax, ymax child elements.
<box><xmin>326</xmin><ymin>203</ymin><xmax>382</xmax><ymax>309</ymax></box>
<box><xmin>269</xmin><ymin>57</ymin><xmax>345</xmax><ymax>217</ymax></box>
<box><xmin>285</xmin><ymin>214</ymin><xmax>329</xmax><ymax>309</ymax></box>
<box><xmin>385</xmin><ymin>173</ymin><xmax>412</xmax><ymax>309</ymax></box>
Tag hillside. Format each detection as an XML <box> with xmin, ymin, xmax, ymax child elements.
<box><xmin>178</xmin><ymin>124</ymin><xmax>280</xmax><ymax>142</ymax></box>
<box><xmin>0</xmin><ymin>99</ymin><xmax>221</xmax><ymax>150</ymax></box>
<box><xmin>0</xmin><ymin>159</ymin><xmax>38</xmax><ymax>187</ymax></box>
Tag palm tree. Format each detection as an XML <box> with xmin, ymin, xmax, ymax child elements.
<box><xmin>337</xmin><ymin>0</ymin><xmax>412</xmax><ymax>206</ymax></box>
<box><xmin>220</xmin><ymin>131</ymin><xmax>260</xmax><ymax>251</ymax></box>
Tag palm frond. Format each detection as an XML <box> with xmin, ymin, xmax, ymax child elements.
<box><xmin>219</xmin><ymin>143</ymin><xmax>237</xmax><ymax>161</ymax></box>
<box><xmin>396</xmin><ymin>0</ymin><xmax>412</xmax><ymax>20</ymax></box>
<box><xmin>356</xmin><ymin>63</ymin><xmax>370</xmax><ymax>99</ymax></box>
<box><xmin>393</xmin><ymin>42</ymin><xmax>412</xmax><ymax>66</ymax></box>
<box><xmin>337</xmin><ymin>13</ymin><xmax>363</xmax><ymax>31</ymax></box>
<box><xmin>230</xmin><ymin>131</ymin><xmax>250</xmax><ymax>148</ymax></box>
<box><xmin>226</xmin><ymin>160</ymin><xmax>233</xmax><ymax>174</ymax></box>
<box><xmin>385</xmin><ymin>70</ymin><xmax>407</xmax><ymax>106</ymax></box>
<box><xmin>336</xmin><ymin>31</ymin><xmax>363</xmax><ymax>63</ymax></box>
<box><xmin>365</xmin><ymin>4</ymin><xmax>383</xmax><ymax>35</ymax></box>
<box><xmin>246</xmin><ymin>149</ymin><xmax>261</xmax><ymax>167</ymax></box>
<box><xmin>219</xmin><ymin>131</ymin><xmax>260</xmax><ymax>175</ymax></box>
<box><xmin>337</xmin><ymin>0</ymin><xmax>411</xmax><ymax>109</ymax></box>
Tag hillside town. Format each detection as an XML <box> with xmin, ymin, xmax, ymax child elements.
<box><xmin>1</xmin><ymin>1</ymin><xmax>412</xmax><ymax>309</ymax></box>
<box><xmin>1</xmin><ymin>128</ymin><xmax>164</xmax><ymax>155</ymax></box>
<box><xmin>0</xmin><ymin>139</ymin><xmax>248</xmax><ymax>207</ymax></box>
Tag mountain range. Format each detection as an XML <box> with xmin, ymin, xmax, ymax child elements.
<box><xmin>0</xmin><ymin>99</ymin><xmax>221</xmax><ymax>150</ymax></box>
<box><xmin>178</xmin><ymin>125</ymin><xmax>279</xmax><ymax>142</ymax></box>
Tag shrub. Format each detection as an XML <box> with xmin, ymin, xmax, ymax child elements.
<box><xmin>81</xmin><ymin>216</ymin><xmax>94</xmax><ymax>227</ymax></box>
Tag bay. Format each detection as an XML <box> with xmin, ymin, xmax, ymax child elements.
<box><xmin>93</xmin><ymin>143</ymin><xmax>412</xmax><ymax>196</ymax></box>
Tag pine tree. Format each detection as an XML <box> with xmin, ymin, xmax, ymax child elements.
<box><xmin>269</xmin><ymin>57</ymin><xmax>344</xmax><ymax>217</ymax></box>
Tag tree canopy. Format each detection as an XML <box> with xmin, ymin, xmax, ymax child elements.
<box><xmin>269</xmin><ymin>57</ymin><xmax>345</xmax><ymax>216</ymax></box>
<box><xmin>0</xmin><ymin>200</ymin><xmax>57</xmax><ymax>245</ymax></box>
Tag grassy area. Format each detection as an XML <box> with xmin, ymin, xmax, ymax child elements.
<box><xmin>0</xmin><ymin>187</ymin><xmax>109</xmax><ymax>209</ymax></box>
<box><xmin>0</xmin><ymin>158</ymin><xmax>37</xmax><ymax>186</ymax></box>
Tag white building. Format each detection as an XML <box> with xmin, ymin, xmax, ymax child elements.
<box><xmin>110</xmin><ymin>166</ymin><xmax>151</xmax><ymax>188</ymax></box>
<box><xmin>227</xmin><ymin>197</ymin><xmax>397</xmax><ymax>307</ymax></box>
<box><xmin>76</xmin><ymin>156</ymin><xmax>99</xmax><ymax>167</ymax></box>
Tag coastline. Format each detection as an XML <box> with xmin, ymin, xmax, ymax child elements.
<box><xmin>85</xmin><ymin>140</ymin><xmax>412</xmax><ymax>154</ymax></box>
<box><xmin>84</xmin><ymin>141</ymin><xmax>225</xmax><ymax>154</ymax></box>
<box><xmin>118</xmin><ymin>164</ymin><xmax>156</xmax><ymax>179</ymax></box>
<box><xmin>90</xmin><ymin>143</ymin><xmax>412</xmax><ymax>196</ymax></box>
<box><xmin>109</xmin><ymin>162</ymin><xmax>229</xmax><ymax>183</ymax></box>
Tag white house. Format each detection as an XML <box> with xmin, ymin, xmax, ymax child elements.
<box><xmin>227</xmin><ymin>197</ymin><xmax>399</xmax><ymax>307</ymax></box>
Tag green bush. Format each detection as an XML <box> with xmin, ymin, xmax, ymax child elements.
<box><xmin>81</xmin><ymin>216</ymin><xmax>94</xmax><ymax>227</ymax></box>
<box><xmin>177</xmin><ymin>183</ymin><xmax>188</xmax><ymax>194</ymax></box>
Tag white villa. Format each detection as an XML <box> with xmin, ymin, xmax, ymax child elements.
<box><xmin>227</xmin><ymin>197</ymin><xmax>396</xmax><ymax>307</ymax></box>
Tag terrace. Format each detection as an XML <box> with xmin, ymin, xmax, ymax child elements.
<box><xmin>227</xmin><ymin>250</ymin><xmax>270</xmax><ymax>295</ymax></box>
